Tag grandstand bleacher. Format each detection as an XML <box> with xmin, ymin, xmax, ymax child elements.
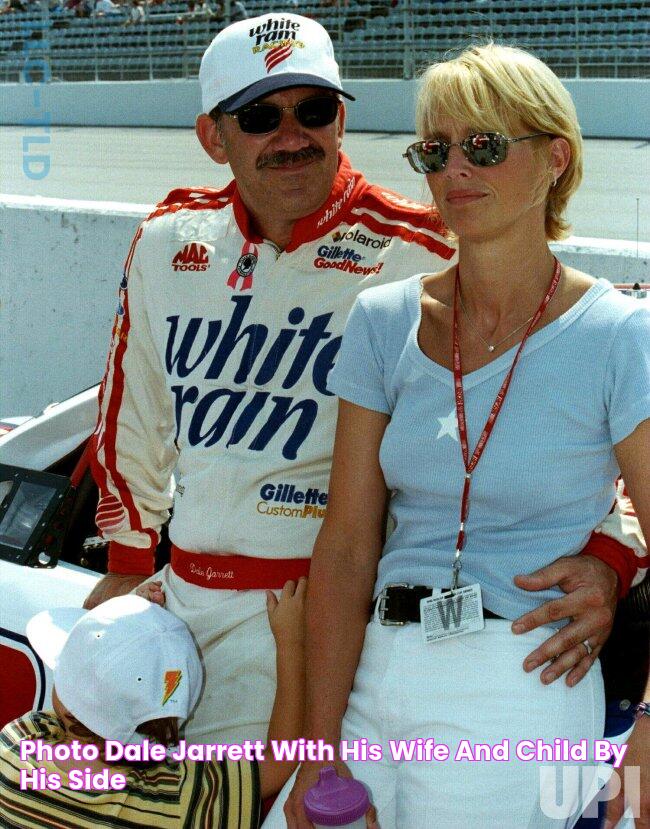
<box><xmin>0</xmin><ymin>0</ymin><xmax>648</xmax><ymax>84</ymax></box>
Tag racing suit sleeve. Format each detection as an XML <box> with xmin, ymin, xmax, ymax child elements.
<box><xmin>89</xmin><ymin>223</ymin><xmax>178</xmax><ymax>576</ymax></box>
<box><xmin>580</xmin><ymin>480</ymin><xmax>648</xmax><ymax>598</ymax></box>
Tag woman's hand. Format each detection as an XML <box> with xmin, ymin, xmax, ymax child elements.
<box><xmin>284</xmin><ymin>760</ymin><xmax>378</xmax><ymax>829</ymax></box>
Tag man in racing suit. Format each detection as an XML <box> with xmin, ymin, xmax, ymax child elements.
<box><xmin>86</xmin><ymin>13</ymin><xmax>647</xmax><ymax>744</ymax></box>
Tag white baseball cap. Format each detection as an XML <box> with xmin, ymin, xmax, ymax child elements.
<box><xmin>199</xmin><ymin>12</ymin><xmax>354</xmax><ymax>114</ymax></box>
<box><xmin>27</xmin><ymin>595</ymin><xmax>203</xmax><ymax>745</ymax></box>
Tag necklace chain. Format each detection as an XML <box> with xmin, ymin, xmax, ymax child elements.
<box><xmin>457</xmin><ymin>291</ymin><xmax>535</xmax><ymax>352</ymax></box>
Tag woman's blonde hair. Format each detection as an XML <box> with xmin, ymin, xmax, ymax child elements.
<box><xmin>416</xmin><ymin>42</ymin><xmax>582</xmax><ymax>240</ymax></box>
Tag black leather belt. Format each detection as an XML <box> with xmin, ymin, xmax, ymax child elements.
<box><xmin>372</xmin><ymin>583</ymin><xmax>503</xmax><ymax>626</ymax></box>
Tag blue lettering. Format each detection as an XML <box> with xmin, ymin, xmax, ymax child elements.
<box><xmin>166</xmin><ymin>316</ymin><xmax>222</xmax><ymax>377</ymax></box>
<box><xmin>313</xmin><ymin>336</ymin><xmax>341</xmax><ymax>396</ymax></box>
<box><xmin>172</xmin><ymin>387</ymin><xmax>318</xmax><ymax>461</ymax></box>
<box><xmin>163</xmin><ymin>296</ymin><xmax>341</xmax><ymax>457</ymax></box>
<box><xmin>253</xmin><ymin>307</ymin><xmax>304</xmax><ymax>385</ymax></box>
<box><xmin>188</xmin><ymin>388</ymin><xmax>246</xmax><ymax>447</ymax></box>
<box><xmin>205</xmin><ymin>296</ymin><xmax>268</xmax><ymax>383</ymax></box>
<box><xmin>260</xmin><ymin>483</ymin><xmax>275</xmax><ymax>499</ymax></box>
<box><xmin>248</xmin><ymin>396</ymin><xmax>318</xmax><ymax>460</ymax></box>
<box><xmin>170</xmin><ymin>384</ymin><xmax>198</xmax><ymax>441</ymax></box>
<box><xmin>164</xmin><ymin>301</ymin><xmax>336</xmax><ymax>397</ymax></box>
<box><xmin>225</xmin><ymin>391</ymin><xmax>270</xmax><ymax>448</ymax></box>
<box><xmin>283</xmin><ymin>313</ymin><xmax>332</xmax><ymax>389</ymax></box>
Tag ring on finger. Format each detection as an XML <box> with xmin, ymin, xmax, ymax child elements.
<box><xmin>582</xmin><ymin>639</ymin><xmax>593</xmax><ymax>656</ymax></box>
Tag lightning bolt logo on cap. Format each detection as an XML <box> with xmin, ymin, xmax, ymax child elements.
<box><xmin>162</xmin><ymin>670</ymin><xmax>182</xmax><ymax>705</ymax></box>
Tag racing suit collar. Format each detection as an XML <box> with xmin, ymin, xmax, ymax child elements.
<box><xmin>230</xmin><ymin>153</ymin><xmax>368</xmax><ymax>252</ymax></box>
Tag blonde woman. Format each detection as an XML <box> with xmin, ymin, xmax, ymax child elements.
<box><xmin>280</xmin><ymin>44</ymin><xmax>650</xmax><ymax>829</ymax></box>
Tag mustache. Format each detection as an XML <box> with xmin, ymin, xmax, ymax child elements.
<box><xmin>256</xmin><ymin>145</ymin><xmax>325</xmax><ymax>170</ymax></box>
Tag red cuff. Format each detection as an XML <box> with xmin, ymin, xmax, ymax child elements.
<box><xmin>580</xmin><ymin>533</ymin><xmax>636</xmax><ymax>599</ymax></box>
<box><xmin>108</xmin><ymin>541</ymin><xmax>156</xmax><ymax>576</ymax></box>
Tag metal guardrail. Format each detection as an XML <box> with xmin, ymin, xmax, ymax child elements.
<box><xmin>1</xmin><ymin>0</ymin><xmax>648</xmax><ymax>83</ymax></box>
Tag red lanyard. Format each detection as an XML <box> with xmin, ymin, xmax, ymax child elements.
<box><xmin>449</xmin><ymin>257</ymin><xmax>562</xmax><ymax>589</ymax></box>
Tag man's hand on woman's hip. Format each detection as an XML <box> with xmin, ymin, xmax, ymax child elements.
<box><xmin>512</xmin><ymin>554</ymin><xmax>617</xmax><ymax>686</ymax></box>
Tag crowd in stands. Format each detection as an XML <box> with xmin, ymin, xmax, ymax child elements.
<box><xmin>0</xmin><ymin>0</ymin><xmax>395</xmax><ymax>24</ymax></box>
<box><xmin>0</xmin><ymin>0</ymin><xmax>644</xmax><ymax>83</ymax></box>
<box><xmin>0</xmin><ymin>0</ymin><xmax>253</xmax><ymax>24</ymax></box>
<box><xmin>0</xmin><ymin>0</ymin><xmax>28</xmax><ymax>16</ymax></box>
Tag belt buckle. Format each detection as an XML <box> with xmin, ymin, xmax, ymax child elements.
<box><xmin>378</xmin><ymin>583</ymin><xmax>411</xmax><ymax>626</ymax></box>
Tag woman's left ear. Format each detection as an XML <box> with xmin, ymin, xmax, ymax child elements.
<box><xmin>549</xmin><ymin>136</ymin><xmax>571</xmax><ymax>184</ymax></box>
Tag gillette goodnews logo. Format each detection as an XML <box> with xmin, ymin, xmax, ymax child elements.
<box><xmin>314</xmin><ymin>244</ymin><xmax>383</xmax><ymax>276</ymax></box>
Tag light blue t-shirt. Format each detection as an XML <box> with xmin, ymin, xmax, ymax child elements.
<box><xmin>328</xmin><ymin>276</ymin><xmax>650</xmax><ymax>621</ymax></box>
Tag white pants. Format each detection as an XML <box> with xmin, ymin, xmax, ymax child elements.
<box><xmin>143</xmin><ymin>564</ymin><xmax>276</xmax><ymax>744</ymax></box>
<box><xmin>264</xmin><ymin>617</ymin><xmax>605</xmax><ymax>829</ymax></box>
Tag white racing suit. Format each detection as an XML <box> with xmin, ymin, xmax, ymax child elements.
<box><xmin>90</xmin><ymin>153</ymin><xmax>647</xmax><ymax>743</ymax></box>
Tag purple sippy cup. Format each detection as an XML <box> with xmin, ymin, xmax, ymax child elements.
<box><xmin>304</xmin><ymin>766</ymin><xmax>370</xmax><ymax>828</ymax></box>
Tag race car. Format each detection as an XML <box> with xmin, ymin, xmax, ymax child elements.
<box><xmin>0</xmin><ymin>386</ymin><xmax>101</xmax><ymax>729</ymax></box>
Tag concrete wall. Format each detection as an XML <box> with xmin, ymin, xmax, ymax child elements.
<box><xmin>0</xmin><ymin>196</ymin><xmax>146</xmax><ymax>415</ymax></box>
<box><xmin>1</xmin><ymin>78</ymin><xmax>649</xmax><ymax>137</ymax></box>
<box><xmin>1</xmin><ymin>195</ymin><xmax>648</xmax><ymax>417</ymax></box>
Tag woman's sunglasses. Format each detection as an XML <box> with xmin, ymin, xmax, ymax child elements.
<box><xmin>403</xmin><ymin>132</ymin><xmax>553</xmax><ymax>173</ymax></box>
<box><xmin>228</xmin><ymin>96</ymin><xmax>340</xmax><ymax>135</ymax></box>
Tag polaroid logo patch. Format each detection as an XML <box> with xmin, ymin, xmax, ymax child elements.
<box><xmin>172</xmin><ymin>243</ymin><xmax>210</xmax><ymax>272</ymax></box>
<box><xmin>332</xmin><ymin>228</ymin><xmax>391</xmax><ymax>249</ymax></box>
<box><xmin>257</xmin><ymin>482</ymin><xmax>328</xmax><ymax>520</ymax></box>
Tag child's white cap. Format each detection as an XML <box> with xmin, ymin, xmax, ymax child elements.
<box><xmin>27</xmin><ymin>595</ymin><xmax>203</xmax><ymax>745</ymax></box>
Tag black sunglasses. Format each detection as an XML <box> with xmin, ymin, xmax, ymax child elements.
<box><xmin>228</xmin><ymin>96</ymin><xmax>340</xmax><ymax>135</ymax></box>
<box><xmin>403</xmin><ymin>132</ymin><xmax>553</xmax><ymax>173</ymax></box>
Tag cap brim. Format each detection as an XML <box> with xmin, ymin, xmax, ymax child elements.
<box><xmin>218</xmin><ymin>73</ymin><xmax>355</xmax><ymax>113</ymax></box>
<box><xmin>26</xmin><ymin>607</ymin><xmax>86</xmax><ymax>670</ymax></box>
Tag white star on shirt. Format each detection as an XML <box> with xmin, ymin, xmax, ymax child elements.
<box><xmin>436</xmin><ymin>409</ymin><xmax>459</xmax><ymax>442</ymax></box>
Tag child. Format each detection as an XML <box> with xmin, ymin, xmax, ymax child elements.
<box><xmin>0</xmin><ymin>579</ymin><xmax>306</xmax><ymax>827</ymax></box>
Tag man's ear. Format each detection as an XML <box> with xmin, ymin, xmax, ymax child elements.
<box><xmin>337</xmin><ymin>102</ymin><xmax>346</xmax><ymax>149</ymax></box>
<box><xmin>195</xmin><ymin>113</ymin><xmax>229</xmax><ymax>165</ymax></box>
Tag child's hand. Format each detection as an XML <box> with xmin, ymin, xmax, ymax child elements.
<box><xmin>266</xmin><ymin>577</ymin><xmax>306</xmax><ymax>649</ymax></box>
<box><xmin>135</xmin><ymin>580</ymin><xmax>166</xmax><ymax>607</ymax></box>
